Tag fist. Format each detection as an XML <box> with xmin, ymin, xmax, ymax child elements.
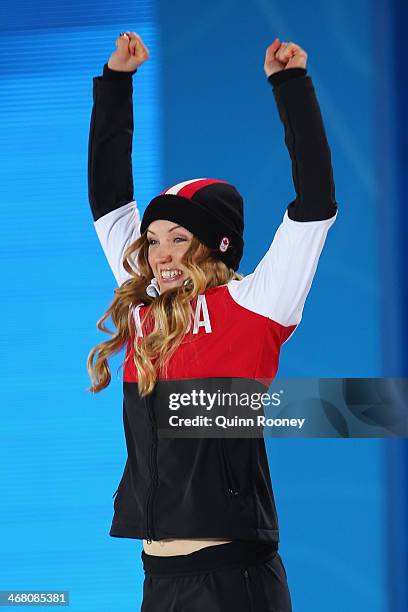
<box><xmin>108</xmin><ymin>31</ymin><xmax>150</xmax><ymax>72</ymax></box>
<box><xmin>264</xmin><ymin>38</ymin><xmax>307</xmax><ymax>78</ymax></box>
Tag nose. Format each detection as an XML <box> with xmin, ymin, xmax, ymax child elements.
<box><xmin>155</xmin><ymin>247</ymin><xmax>172</xmax><ymax>263</ymax></box>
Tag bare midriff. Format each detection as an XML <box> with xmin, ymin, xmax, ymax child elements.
<box><xmin>143</xmin><ymin>538</ymin><xmax>234</xmax><ymax>556</ymax></box>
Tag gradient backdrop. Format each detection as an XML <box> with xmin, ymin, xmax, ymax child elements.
<box><xmin>0</xmin><ymin>0</ymin><xmax>406</xmax><ymax>610</ymax></box>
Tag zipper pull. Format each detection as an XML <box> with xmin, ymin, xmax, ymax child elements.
<box><xmin>228</xmin><ymin>488</ymin><xmax>240</xmax><ymax>496</ymax></box>
<box><xmin>242</xmin><ymin>568</ymin><xmax>254</xmax><ymax>611</ymax></box>
<box><xmin>146</xmin><ymin>538</ymin><xmax>152</xmax><ymax>545</ymax></box>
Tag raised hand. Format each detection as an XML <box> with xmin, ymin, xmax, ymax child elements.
<box><xmin>108</xmin><ymin>31</ymin><xmax>150</xmax><ymax>72</ymax></box>
<box><xmin>264</xmin><ymin>38</ymin><xmax>308</xmax><ymax>78</ymax></box>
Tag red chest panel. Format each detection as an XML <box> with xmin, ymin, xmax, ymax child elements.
<box><xmin>123</xmin><ymin>286</ymin><xmax>295</xmax><ymax>384</ymax></box>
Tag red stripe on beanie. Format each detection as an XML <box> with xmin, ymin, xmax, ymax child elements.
<box><xmin>178</xmin><ymin>178</ymin><xmax>228</xmax><ymax>198</ymax></box>
<box><xmin>161</xmin><ymin>178</ymin><xmax>228</xmax><ymax>198</ymax></box>
<box><xmin>159</xmin><ymin>179</ymin><xmax>201</xmax><ymax>196</ymax></box>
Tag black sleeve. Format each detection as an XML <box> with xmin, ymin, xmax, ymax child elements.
<box><xmin>88</xmin><ymin>64</ymin><xmax>137</xmax><ymax>222</ymax></box>
<box><xmin>267</xmin><ymin>68</ymin><xmax>338</xmax><ymax>222</ymax></box>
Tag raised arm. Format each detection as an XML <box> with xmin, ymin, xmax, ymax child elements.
<box><xmin>228</xmin><ymin>39</ymin><xmax>338</xmax><ymax>344</ymax></box>
<box><xmin>88</xmin><ymin>32</ymin><xmax>149</xmax><ymax>286</ymax></box>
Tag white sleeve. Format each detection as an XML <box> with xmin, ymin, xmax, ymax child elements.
<box><xmin>93</xmin><ymin>200</ymin><xmax>141</xmax><ymax>286</ymax></box>
<box><xmin>227</xmin><ymin>209</ymin><xmax>337</xmax><ymax>329</ymax></box>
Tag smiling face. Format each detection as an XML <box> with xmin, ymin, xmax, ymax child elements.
<box><xmin>147</xmin><ymin>220</ymin><xmax>195</xmax><ymax>293</ymax></box>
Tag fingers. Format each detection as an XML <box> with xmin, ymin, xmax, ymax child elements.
<box><xmin>116</xmin><ymin>34</ymin><xmax>131</xmax><ymax>58</ymax></box>
<box><xmin>264</xmin><ymin>37</ymin><xmax>280</xmax><ymax>62</ymax></box>
<box><xmin>274</xmin><ymin>41</ymin><xmax>307</xmax><ymax>64</ymax></box>
<box><xmin>116</xmin><ymin>33</ymin><xmax>129</xmax><ymax>49</ymax></box>
<box><xmin>116</xmin><ymin>31</ymin><xmax>149</xmax><ymax>58</ymax></box>
<box><xmin>265</xmin><ymin>38</ymin><xmax>306</xmax><ymax>59</ymax></box>
<box><xmin>129</xmin><ymin>34</ymin><xmax>143</xmax><ymax>57</ymax></box>
<box><xmin>275</xmin><ymin>42</ymin><xmax>293</xmax><ymax>63</ymax></box>
<box><xmin>124</xmin><ymin>31</ymin><xmax>137</xmax><ymax>52</ymax></box>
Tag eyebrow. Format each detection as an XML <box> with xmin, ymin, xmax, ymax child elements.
<box><xmin>147</xmin><ymin>225</ymin><xmax>184</xmax><ymax>235</ymax></box>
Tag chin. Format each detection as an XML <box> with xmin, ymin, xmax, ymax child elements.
<box><xmin>159</xmin><ymin>279</ymin><xmax>185</xmax><ymax>292</ymax></box>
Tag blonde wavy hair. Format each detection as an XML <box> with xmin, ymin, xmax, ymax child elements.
<box><xmin>87</xmin><ymin>232</ymin><xmax>243</xmax><ymax>397</ymax></box>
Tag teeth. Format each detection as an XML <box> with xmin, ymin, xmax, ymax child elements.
<box><xmin>160</xmin><ymin>269</ymin><xmax>182</xmax><ymax>279</ymax></box>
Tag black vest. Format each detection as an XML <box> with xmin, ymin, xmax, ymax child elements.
<box><xmin>110</xmin><ymin>377</ymin><xmax>280</xmax><ymax>544</ymax></box>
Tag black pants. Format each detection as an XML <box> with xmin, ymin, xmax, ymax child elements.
<box><xmin>141</xmin><ymin>540</ymin><xmax>292</xmax><ymax>611</ymax></box>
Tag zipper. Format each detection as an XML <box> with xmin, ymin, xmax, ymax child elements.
<box><xmin>145</xmin><ymin>394</ymin><xmax>158</xmax><ymax>543</ymax></box>
<box><xmin>242</xmin><ymin>569</ymin><xmax>255</xmax><ymax>612</ymax></box>
<box><xmin>219</xmin><ymin>440</ymin><xmax>239</xmax><ymax>496</ymax></box>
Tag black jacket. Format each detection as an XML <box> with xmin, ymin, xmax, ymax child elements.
<box><xmin>88</xmin><ymin>63</ymin><xmax>338</xmax><ymax>544</ymax></box>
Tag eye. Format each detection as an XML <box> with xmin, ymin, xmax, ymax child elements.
<box><xmin>147</xmin><ymin>238</ymin><xmax>157</xmax><ymax>246</ymax></box>
<box><xmin>174</xmin><ymin>236</ymin><xmax>188</xmax><ymax>243</ymax></box>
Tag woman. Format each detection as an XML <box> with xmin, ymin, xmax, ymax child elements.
<box><xmin>87</xmin><ymin>32</ymin><xmax>338</xmax><ymax>611</ymax></box>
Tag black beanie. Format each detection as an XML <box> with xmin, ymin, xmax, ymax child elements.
<box><xmin>140</xmin><ymin>178</ymin><xmax>244</xmax><ymax>271</ymax></box>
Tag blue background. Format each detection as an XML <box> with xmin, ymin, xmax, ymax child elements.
<box><xmin>0</xmin><ymin>0</ymin><xmax>406</xmax><ymax>610</ymax></box>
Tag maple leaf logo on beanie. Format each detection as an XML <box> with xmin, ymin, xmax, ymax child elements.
<box><xmin>219</xmin><ymin>237</ymin><xmax>230</xmax><ymax>253</ymax></box>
